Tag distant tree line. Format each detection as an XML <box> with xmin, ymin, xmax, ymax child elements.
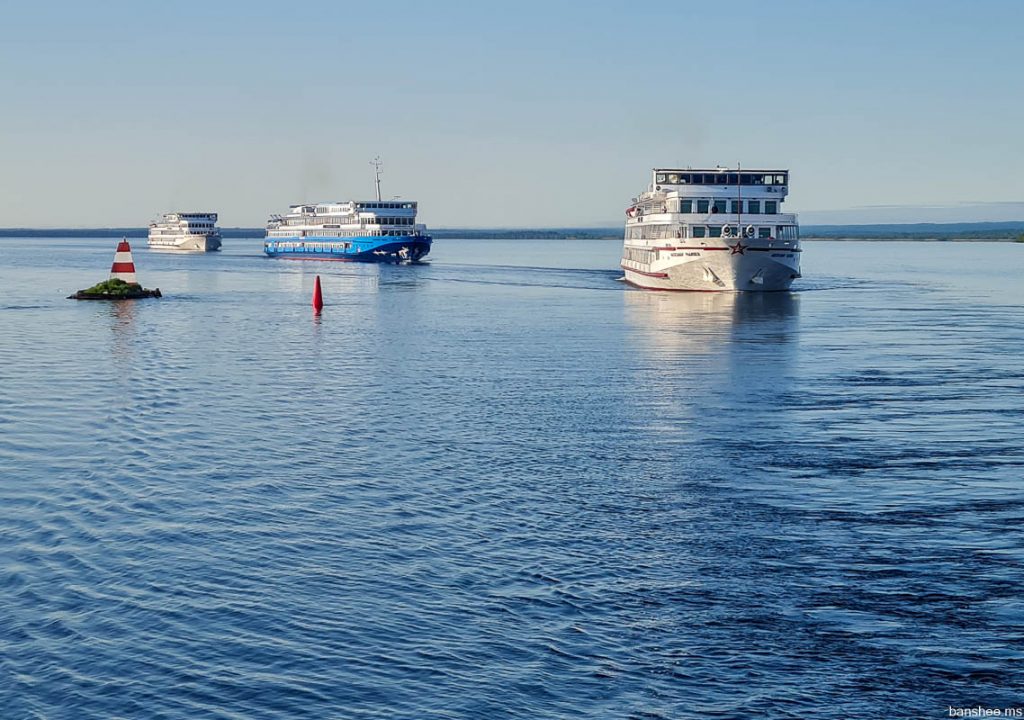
<box><xmin>2</xmin><ymin>223</ymin><xmax>1022</xmax><ymax>241</ymax></box>
<box><xmin>803</xmin><ymin>222</ymin><xmax>1024</xmax><ymax>240</ymax></box>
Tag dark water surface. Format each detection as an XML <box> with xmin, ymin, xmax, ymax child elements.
<box><xmin>1</xmin><ymin>237</ymin><xmax>1023</xmax><ymax>719</ymax></box>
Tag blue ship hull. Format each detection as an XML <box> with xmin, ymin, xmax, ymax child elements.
<box><xmin>264</xmin><ymin>235</ymin><xmax>432</xmax><ymax>263</ymax></box>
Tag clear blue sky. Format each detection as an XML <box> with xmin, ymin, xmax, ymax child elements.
<box><xmin>1</xmin><ymin>0</ymin><xmax>1022</xmax><ymax>227</ymax></box>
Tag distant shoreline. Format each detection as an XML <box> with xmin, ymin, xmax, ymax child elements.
<box><xmin>1</xmin><ymin>222</ymin><xmax>1022</xmax><ymax>242</ymax></box>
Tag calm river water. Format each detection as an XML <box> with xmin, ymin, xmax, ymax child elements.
<box><xmin>1</xmin><ymin>237</ymin><xmax>1022</xmax><ymax>719</ymax></box>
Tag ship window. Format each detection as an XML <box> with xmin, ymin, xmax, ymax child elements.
<box><xmin>763</xmin><ymin>175</ymin><xmax>775</xmax><ymax>185</ymax></box>
<box><xmin>759</xmin><ymin>227</ymin><xmax>771</xmax><ymax>239</ymax></box>
<box><xmin>692</xmin><ymin>226</ymin><xmax>706</xmax><ymax>238</ymax></box>
<box><xmin>667</xmin><ymin>173</ymin><xmax>680</xmax><ymax>184</ymax></box>
<box><xmin>656</xmin><ymin>173</ymin><xmax>667</xmax><ymax>183</ymax></box>
<box><xmin>727</xmin><ymin>174</ymin><xmax>738</xmax><ymax>184</ymax></box>
<box><xmin>697</xmin><ymin>200</ymin><xmax>709</xmax><ymax>213</ymax></box>
<box><xmin>740</xmin><ymin>174</ymin><xmax>754</xmax><ymax>185</ymax></box>
<box><xmin>765</xmin><ymin>201</ymin><xmax>778</xmax><ymax>214</ymax></box>
<box><xmin>714</xmin><ymin>173</ymin><xmax>728</xmax><ymax>185</ymax></box>
<box><xmin>709</xmin><ymin>226</ymin><xmax>722</xmax><ymax>237</ymax></box>
<box><xmin>712</xmin><ymin>200</ymin><xmax>727</xmax><ymax>213</ymax></box>
<box><xmin>747</xmin><ymin>200</ymin><xmax>760</xmax><ymax>214</ymax></box>
<box><xmin>680</xmin><ymin>199</ymin><xmax>692</xmax><ymax>213</ymax></box>
<box><xmin>776</xmin><ymin>174</ymin><xmax>786</xmax><ymax>185</ymax></box>
<box><xmin>730</xmin><ymin>201</ymin><xmax>741</xmax><ymax>213</ymax></box>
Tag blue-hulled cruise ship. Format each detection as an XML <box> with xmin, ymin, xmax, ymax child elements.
<box><xmin>264</xmin><ymin>159</ymin><xmax>431</xmax><ymax>263</ymax></box>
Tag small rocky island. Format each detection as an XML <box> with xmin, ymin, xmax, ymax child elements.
<box><xmin>68</xmin><ymin>278</ymin><xmax>161</xmax><ymax>300</ymax></box>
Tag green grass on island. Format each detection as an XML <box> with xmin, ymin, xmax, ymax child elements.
<box><xmin>81</xmin><ymin>278</ymin><xmax>143</xmax><ymax>296</ymax></box>
<box><xmin>77</xmin><ymin>278</ymin><xmax>159</xmax><ymax>297</ymax></box>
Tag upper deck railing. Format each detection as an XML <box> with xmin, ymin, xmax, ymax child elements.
<box><xmin>653</xmin><ymin>170</ymin><xmax>788</xmax><ymax>187</ymax></box>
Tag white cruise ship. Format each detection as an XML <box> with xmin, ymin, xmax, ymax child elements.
<box><xmin>148</xmin><ymin>212</ymin><xmax>222</xmax><ymax>252</ymax></box>
<box><xmin>621</xmin><ymin>167</ymin><xmax>801</xmax><ymax>291</ymax></box>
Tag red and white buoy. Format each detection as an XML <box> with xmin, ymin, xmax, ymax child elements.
<box><xmin>110</xmin><ymin>238</ymin><xmax>138</xmax><ymax>284</ymax></box>
<box><xmin>312</xmin><ymin>275</ymin><xmax>324</xmax><ymax>312</ymax></box>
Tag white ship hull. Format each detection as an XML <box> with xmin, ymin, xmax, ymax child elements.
<box><xmin>147</xmin><ymin>234</ymin><xmax>222</xmax><ymax>252</ymax></box>
<box><xmin>622</xmin><ymin>243</ymin><xmax>800</xmax><ymax>292</ymax></box>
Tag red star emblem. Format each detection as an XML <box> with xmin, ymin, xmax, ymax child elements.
<box><xmin>730</xmin><ymin>241</ymin><xmax>746</xmax><ymax>255</ymax></box>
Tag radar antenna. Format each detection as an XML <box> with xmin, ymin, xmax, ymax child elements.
<box><xmin>371</xmin><ymin>156</ymin><xmax>383</xmax><ymax>201</ymax></box>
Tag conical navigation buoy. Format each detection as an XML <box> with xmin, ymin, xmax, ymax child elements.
<box><xmin>110</xmin><ymin>238</ymin><xmax>138</xmax><ymax>284</ymax></box>
<box><xmin>312</xmin><ymin>275</ymin><xmax>324</xmax><ymax>312</ymax></box>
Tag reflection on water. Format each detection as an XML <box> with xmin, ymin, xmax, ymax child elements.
<box><xmin>623</xmin><ymin>290</ymin><xmax>801</xmax><ymax>443</ymax></box>
<box><xmin>106</xmin><ymin>299</ymin><xmax>138</xmax><ymax>361</ymax></box>
<box><xmin>624</xmin><ymin>290</ymin><xmax>799</xmax><ymax>358</ymax></box>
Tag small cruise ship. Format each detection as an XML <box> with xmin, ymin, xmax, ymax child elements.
<box><xmin>148</xmin><ymin>212</ymin><xmax>222</xmax><ymax>252</ymax></box>
<box><xmin>621</xmin><ymin>167</ymin><xmax>801</xmax><ymax>291</ymax></box>
<box><xmin>264</xmin><ymin>160</ymin><xmax>431</xmax><ymax>263</ymax></box>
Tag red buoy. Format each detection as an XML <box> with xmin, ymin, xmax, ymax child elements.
<box><xmin>312</xmin><ymin>275</ymin><xmax>324</xmax><ymax>312</ymax></box>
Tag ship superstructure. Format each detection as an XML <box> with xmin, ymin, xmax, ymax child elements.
<box><xmin>264</xmin><ymin>159</ymin><xmax>431</xmax><ymax>263</ymax></box>
<box><xmin>148</xmin><ymin>212</ymin><xmax>222</xmax><ymax>252</ymax></box>
<box><xmin>621</xmin><ymin>168</ymin><xmax>800</xmax><ymax>291</ymax></box>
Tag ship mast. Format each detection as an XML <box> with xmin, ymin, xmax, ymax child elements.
<box><xmin>736</xmin><ymin>162</ymin><xmax>742</xmax><ymax>238</ymax></box>
<box><xmin>371</xmin><ymin>156</ymin><xmax>383</xmax><ymax>201</ymax></box>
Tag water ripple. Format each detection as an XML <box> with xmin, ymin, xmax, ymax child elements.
<box><xmin>1</xmin><ymin>238</ymin><xmax>1023</xmax><ymax>717</ymax></box>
